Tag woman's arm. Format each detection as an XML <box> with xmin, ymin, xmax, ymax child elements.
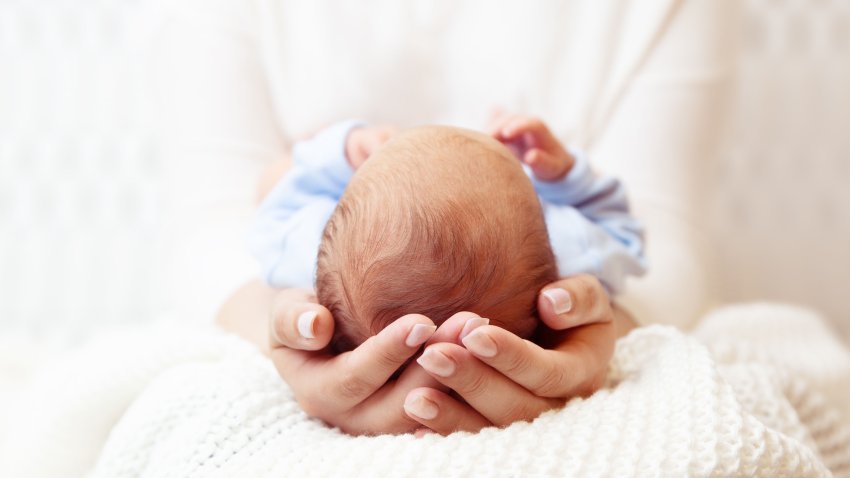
<box><xmin>215</xmin><ymin>280</ymin><xmax>278</xmax><ymax>356</ymax></box>
<box><xmin>154</xmin><ymin>2</ymin><xmax>289</xmax><ymax>321</ymax></box>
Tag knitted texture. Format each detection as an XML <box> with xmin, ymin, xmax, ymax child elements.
<box><xmin>2</xmin><ymin>304</ymin><xmax>849</xmax><ymax>477</ymax></box>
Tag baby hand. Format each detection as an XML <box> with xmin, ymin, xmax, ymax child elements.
<box><xmin>345</xmin><ymin>125</ymin><xmax>397</xmax><ymax>170</ymax></box>
<box><xmin>487</xmin><ymin>112</ymin><xmax>575</xmax><ymax>181</ymax></box>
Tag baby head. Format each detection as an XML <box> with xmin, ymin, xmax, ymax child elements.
<box><xmin>316</xmin><ymin>126</ymin><xmax>557</xmax><ymax>352</ymax></box>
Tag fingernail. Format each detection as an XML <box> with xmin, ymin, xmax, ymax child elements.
<box><xmin>404</xmin><ymin>395</ymin><xmax>439</xmax><ymax>420</ymax></box>
<box><xmin>416</xmin><ymin>348</ymin><xmax>456</xmax><ymax>377</ymax></box>
<box><xmin>297</xmin><ymin>310</ymin><xmax>317</xmax><ymax>339</ymax></box>
<box><xmin>543</xmin><ymin>288</ymin><xmax>573</xmax><ymax>315</ymax></box>
<box><xmin>458</xmin><ymin>317</ymin><xmax>490</xmax><ymax>341</ymax></box>
<box><xmin>462</xmin><ymin>329</ymin><xmax>498</xmax><ymax>358</ymax></box>
<box><xmin>405</xmin><ymin>323</ymin><xmax>437</xmax><ymax>347</ymax></box>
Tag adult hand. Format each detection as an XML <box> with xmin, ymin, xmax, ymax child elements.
<box><xmin>403</xmin><ymin>274</ymin><xmax>626</xmax><ymax>435</ymax></box>
<box><xmin>264</xmin><ymin>274</ymin><xmax>631</xmax><ymax>436</ymax></box>
<box><xmin>267</xmin><ymin>288</ymin><xmax>446</xmax><ymax>435</ymax></box>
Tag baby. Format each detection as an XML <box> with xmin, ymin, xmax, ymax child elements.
<box><xmin>316</xmin><ymin>126</ymin><xmax>559</xmax><ymax>351</ymax></box>
<box><xmin>250</xmin><ymin>118</ymin><xmax>646</xmax><ymax>352</ymax></box>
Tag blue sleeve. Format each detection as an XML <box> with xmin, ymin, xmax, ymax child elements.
<box><xmin>531</xmin><ymin>150</ymin><xmax>647</xmax><ymax>295</ymax></box>
<box><xmin>247</xmin><ymin>120</ymin><xmax>363</xmax><ymax>288</ymax></box>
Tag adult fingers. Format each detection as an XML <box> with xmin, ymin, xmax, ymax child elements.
<box><xmin>416</xmin><ymin>342</ymin><xmax>562</xmax><ymax>426</ymax></box>
<box><xmin>271</xmin><ymin>314</ymin><xmax>436</xmax><ymax>418</ymax></box>
<box><xmin>323</xmin><ymin>314</ymin><xmax>437</xmax><ymax>410</ymax></box>
<box><xmin>335</xmin><ymin>312</ymin><xmax>486</xmax><ymax>434</ymax></box>
<box><xmin>428</xmin><ymin>311</ymin><xmax>488</xmax><ymax>345</ymax></box>
<box><xmin>342</xmin><ymin>361</ymin><xmax>445</xmax><ymax>435</ymax></box>
<box><xmin>537</xmin><ymin>274</ymin><xmax>614</xmax><ymax>330</ymax></box>
<box><xmin>269</xmin><ymin>291</ymin><xmax>335</xmax><ymax>351</ymax></box>
<box><xmin>460</xmin><ymin>324</ymin><xmax>603</xmax><ymax>398</ymax></box>
<box><xmin>403</xmin><ymin>387</ymin><xmax>492</xmax><ymax>435</ymax></box>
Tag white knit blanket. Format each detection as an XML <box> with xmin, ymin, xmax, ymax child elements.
<box><xmin>2</xmin><ymin>304</ymin><xmax>850</xmax><ymax>478</ymax></box>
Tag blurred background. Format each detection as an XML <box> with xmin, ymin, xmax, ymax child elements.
<box><xmin>0</xmin><ymin>0</ymin><xmax>848</xmax><ymax>344</ymax></box>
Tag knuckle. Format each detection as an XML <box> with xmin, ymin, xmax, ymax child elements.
<box><xmin>576</xmin><ymin>276</ymin><xmax>595</xmax><ymax>297</ymax></box>
<box><xmin>458</xmin><ymin>369</ymin><xmax>490</xmax><ymax>400</ymax></box>
<box><xmin>335</xmin><ymin>369</ymin><xmax>373</xmax><ymax>401</ymax></box>
<box><xmin>535</xmin><ymin>364</ymin><xmax>570</xmax><ymax>397</ymax></box>
<box><xmin>585</xmin><ymin>274</ymin><xmax>605</xmax><ymax>294</ymax></box>
<box><xmin>373</xmin><ymin>345</ymin><xmax>406</xmax><ymax>371</ymax></box>
<box><xmin>499</xmin><ymin>341</ymin><xmax>534</xmax><ymax>377</ymax></box>
<box><xmin>583</xmin><ymin>372</ymin><xmax>607</xmax><ymax>396</ymax></box>
<box><xmin>496</xmin><ymin>400</ymin><xmax>538</xmax><ymax>426</ymax></box>
<box><xmin>490</xmin><ymin>395</ymin><xmax>554</xmax><ymax>427</ymax></box>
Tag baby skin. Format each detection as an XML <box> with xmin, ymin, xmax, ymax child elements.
<box><xmin>317</xmin><ymin>118</ymin><xmax>576</xmax><ymax>352</ymax></box>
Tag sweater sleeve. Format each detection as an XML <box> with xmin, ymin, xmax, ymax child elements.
<box><xmin>248</xmin><ymin>120</ymin><xmax>362</xmax><ymax>288</ymax></box>
<box><xmin>531</xmin><ymin>150</ymin><xmax>647</xmax><ymax>295</ymax></box>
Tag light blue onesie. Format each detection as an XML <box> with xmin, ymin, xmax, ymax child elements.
<box><xmin>249</xmin><ymin>120</ymin><xmax>647</xmax><ymax>296</ymax></box>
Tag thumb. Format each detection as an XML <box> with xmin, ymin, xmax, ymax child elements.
<box><xmin>270</xmin><ymin>295</ymin><xmax>335</xmax><ymax>351</ymax></box>
<box><xmin>537</xmin><ymin>275</ymin><xmax>613</xmax><ymax>330</ymax></box>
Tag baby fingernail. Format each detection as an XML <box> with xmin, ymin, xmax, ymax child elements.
<box><xmin>462</xmin><ymin>329</ymin><xmax>498</xmax><ymax>358</ymax></box>
<box><xmin>405</xmin><ymin>324</ymin><xmax>437</xmax><ymax>347</ymax></box>
<box><xmin>543</xmin><ymin>288</ymin><xmax>573</xmax><ymax>315</ymax></box>
<box><xmin>297</xmin><ymin>310</ymin><xmax>318</xmax><ymax>339</ymax></box>
<box><xmin>417</xmin><ymin>348</ymin><xmax>456</xmax><ymax>377</ymax></box>
<box><xmin>459</xmin><ymin>317</ymin><xmax>490</xmax><ymax>341</ymax></box>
